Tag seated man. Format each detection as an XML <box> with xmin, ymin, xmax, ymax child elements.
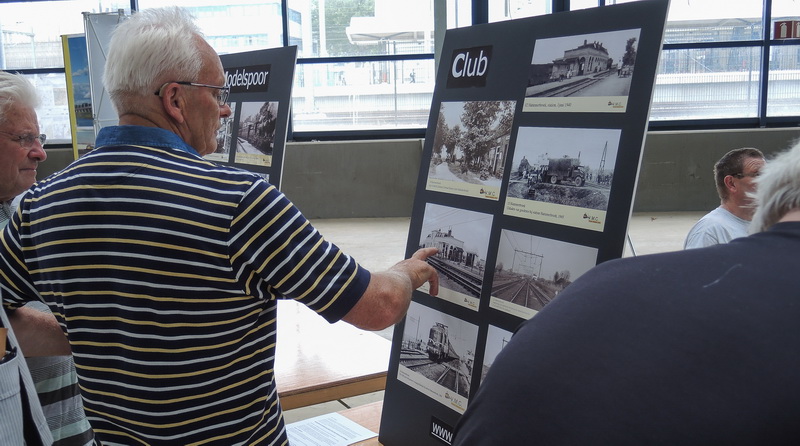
<box><xmin>684</xmin><ymin>147</ymin><xmax>765</xmax><ymax>249</ymax></box>
<box><xmin>453</xmin><ymin>141</ymin><xmax>800</xmax><ymax>445</ymax></box>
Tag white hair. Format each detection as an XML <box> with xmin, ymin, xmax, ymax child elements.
<box><xmin>0</xmin><ymin>71</ymin><xmax>39</xmax><ymax>126</ymax></box>
<box><xmin>750</xmin><ymin>139</ymin><xmax>800</xmax><ymax>233</ymax></box>
<box><xmin>103</xmin><ymin>7</ymin><xmax>205</xmax><ymax>112</ymax></box>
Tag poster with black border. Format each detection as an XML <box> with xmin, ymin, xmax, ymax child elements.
<box><xmin>380</xmin><ymin>1</ymin><xmax>669</xmax><ymax>444</ymax></box>
<box><xmin>61</xmin><ymin>33</ymin><xmax>95</xmax><ymax>159</ymax></box>
<box><xmin>208</xmin><ymin>46</ymin><xmax>297</xmax><ymax>189</ymax></box>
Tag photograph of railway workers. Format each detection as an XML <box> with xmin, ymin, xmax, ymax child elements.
<box><xmin>397</xmin><ymin>301</ymin><xmax>478</xmax><ymax>411</ymax></box>
<box><xmin>1</xmin><ymin>70</ymin><xmax>95</xmax><ymax>445</ymax></box>
<box><xmin>0</xmin><ymin>7</ymin><xmax>438</xmax><ymax>445</ymax></box>
<box><xmin>417</xmin><ymin>203</ymin><xmax>492</xmax><ymax>311</ymax></box>
<box><xmin>684</xmin><ymin>147</ymin><xmax>765</xmax><ymax>249</ymax></box>
<box><xmin>452</xmin><ymin>140</ymin><xmax>800</xmax><ymax>445</ymax></box>
<box><xmin>506</xmin><ymin>126</ymin><xmax>619</xmax><ymax>211</ymax></box>
<box><xmin>489</xmin><ymin>229</ymin><xmax>598</xmax><ymax>319</ymax></box>
<box><xmin>525</xmin><ymin>29</ymin><xmax>641</xmax><ymax>100</ymax></box>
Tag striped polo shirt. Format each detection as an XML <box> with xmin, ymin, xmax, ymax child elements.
<box><xmin>0</xmin><ymin>125</ymin><xmax>370</xmax><ymax>445</ymax></box>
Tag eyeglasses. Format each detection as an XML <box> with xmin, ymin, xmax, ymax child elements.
<box><xmin>732</xmin><ymin>172</ymin><xmax>760</xmax><ymax>179</ymax></box>
<box><xmin>0</xmin><ymin>130</ymin><xmax>46</xmax><ymax>149</ymax></box>
<box><xmin>155</xmin><ymin>81</ymin><xmax>230</xmax><ymax>106</ymax></box>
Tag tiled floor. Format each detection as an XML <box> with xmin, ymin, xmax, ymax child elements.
<box><xmin>283</xmin><ymin>211</ymin><xmax>706</xmax><ymax>423</ymax></box>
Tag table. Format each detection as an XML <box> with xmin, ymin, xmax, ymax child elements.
<box><xmin>275</xmin><ymin>300</ymin><xmax>392</xmax><ymax>410</ymax></box>
<box><xmin>340</xmin><ymin>400</ymin><xmax>384</xmax><ymax>446</ymax></box>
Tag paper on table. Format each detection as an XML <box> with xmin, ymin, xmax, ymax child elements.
<box><xmin>286</xmin><ymin>412</ymin><xmax>377</xmax><ymax>446</ymax></box>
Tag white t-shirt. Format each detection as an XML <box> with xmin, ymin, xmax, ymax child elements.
<box><xmin>684</xmin><ymin>206</ymin><xmax>750</xmax><ymax>249</ymax></box>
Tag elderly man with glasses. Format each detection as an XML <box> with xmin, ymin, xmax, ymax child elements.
<box><xmin>0</xmin><ymin>7</ymin><xmax>438</xmax><ymax>446</ymax></box>
<box><xmin>684</xmin><ymin>147</ymin><xmax>766</xmax><ymax>249</ymax></box>
<box><xmin>1</xmin><ymin>71</ymin><xmax>95</xmax><ymax>445</ymax></box>
<box><xmin>0</xmin><ymin>72</ymin><xmax>47</xmax><ymax>227</ymax></box>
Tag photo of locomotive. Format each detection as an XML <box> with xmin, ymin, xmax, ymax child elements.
<box><xmin>427</xmin><ymin>322</ymin><xmax>459</xmax><ymax>362</ymax></box>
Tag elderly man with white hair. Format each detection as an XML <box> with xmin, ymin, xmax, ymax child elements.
<box><xmin>1</xmin><ymin>71</ymin><xmax>95</xmax><ymax>445</ymax></box>
<box><xmin>0</xmin><ymin>71</ymin><xmax>47</xmax><ymax>226</ymax></box>
<box><xmin>453</xmin><ymin>141</ymin><xmax>800</xmax><ymax>445</ymax></box>
<box><xmin>1</xmin><ymin>7</ymin><xmax>438</xmax><ymax>445</ymax></box>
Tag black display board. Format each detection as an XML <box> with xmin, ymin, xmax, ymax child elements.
<box><xmin>380</xmin><ymin>1</ymin><xmax>669</xmax><ymax>444</ymax></box>
<box><xmin>209</xmin><ymin>46</ymin><xmax>297</xmax><ymax>189</ymax></box>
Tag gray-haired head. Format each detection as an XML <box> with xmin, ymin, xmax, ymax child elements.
<box><xmin>750</xmin><ymin>140</ymin><xmax>800</xmax><ymax>233</ymax></box>
<box><xmin>103</xmin><ymin>7</ymin><xmax>204</xmax><ymax>114</ymax></box>
<box><xmin>0</xmin><ymin>71</ymin><xmax>40</xmax><ymax>126</ymax></box>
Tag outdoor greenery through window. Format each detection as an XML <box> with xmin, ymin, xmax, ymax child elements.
<box><xmin>0</xmin><ymin>0</ymin><xmax>797</xmax><ymax>143</ymax></box>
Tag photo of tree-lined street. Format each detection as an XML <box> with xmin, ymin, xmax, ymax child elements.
<box><xmin>426</xmin><ymin>101</ymin><xmax>516</xmax><ymax>199</ymax></box>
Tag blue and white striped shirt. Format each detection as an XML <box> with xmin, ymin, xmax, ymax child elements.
<box><xmin>1</xmin><ymin>125</ymin><xmax>370</xmax><ymax>445</ymax></box>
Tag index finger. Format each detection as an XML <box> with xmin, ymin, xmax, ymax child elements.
<box><xmin>411</xmin><ymin>247</ymin><xmax>438</xmax><ymax>261</ymax></box>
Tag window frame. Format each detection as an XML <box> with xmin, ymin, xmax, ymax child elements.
<box><xmin>4</xmin><ymin>0</ymin><xmax>798</xmax><ymax>145</ymax></box>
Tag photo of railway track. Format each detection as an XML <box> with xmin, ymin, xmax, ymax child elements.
<box><xmin>479</xmin><ymin>325</ymin><xmax>513</xmax><ymax>385</ymax></box>
<box><xmin>417</xmin><ymin>203</ymin><xmax>493</xmax><ymax>311</ymax></box>
<box><xmin>489</xmin><ymin>229</ymin><xmax>598</xmax><ymax>319</ymax></box>
<box><xmin>398</xmin><ymin>301</ymin><xmax>479</xmax><ymax>412</ymax></box>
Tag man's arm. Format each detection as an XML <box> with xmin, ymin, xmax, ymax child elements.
<box><xmin>7</xmin><ymin>305</ymin><xmax>71</xmax><ymax>356</ymax></box>
<box><xmin>342</xmin><ymin>247</ymin><xmax>439</xmax><ymax>331</ymax></box>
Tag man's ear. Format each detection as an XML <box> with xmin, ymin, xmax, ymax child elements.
<box><xmin>723</xmin><ymin>174</ymin><xmax>737</xmax><ymax>192</ymax></box>
<box><xmin>159</xmin><ymin>83</ymin><xmax>188</xmax><ymax>124</ymax></box>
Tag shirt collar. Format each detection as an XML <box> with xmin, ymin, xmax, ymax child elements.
<box><xmin>95</xmin><ymin>125</ymin><xmax>200</xmax><ymax>156</ymax></box>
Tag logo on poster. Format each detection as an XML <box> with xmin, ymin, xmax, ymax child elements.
<box><xmin>447</xmin><ymin>45</ymin><xmax>492</xmax><ymax>88</ymax></box>
<box><xmin>479</xmin><ymin>188</ymin><xmax>498</xmax><ymax>200</ymax></box>
<box><xmin>583</xmin><ymin>213</ymin><xmax>602</xmax><ymax>224</ymax></box>
<box><xmin>225</xmin><ymin>64</ymin><xmax>271</xmax><ymax>94</ymax></box>
<box><xmin>430</xmin><ymin>416</ymin><xmax>454</xmax><ymax>445</ymax></box>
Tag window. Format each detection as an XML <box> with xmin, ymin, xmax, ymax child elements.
<box><xmin>487</xmin><ymin>0</ymin><xmax>551</xmax><ymax>22</ymax></box>
<box><xmin>0</xmin><ymin>0</ymin><xmax>130</xmax><ymax>142</ymax></box>
<box><xmin>577</xmin><ymin>0</ymin><xmax>799</xmax><ymax>126</ymax></box>
<box><xmin>2</xmin><ymin>0</ymin><xmax>798</xmax><ymax>144</ymax></box>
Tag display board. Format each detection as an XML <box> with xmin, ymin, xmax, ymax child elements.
<box><xmin>78</xmin><ymin>9</ymin><xmax>295</xmax><ymax>187</ymax></box>
<box><xmin>83</xmin><ymin>11</ymin><xmax>126</xmax><ymax>139</ymax></box>
<box><xmin>380</xmin><ymin>1</ymin><xmax>669</xmax><ymax>444</ymax></box>
<box><xmin>61</xmin><ymin>33</ymin><xmax>95</xmax><ymax>159</ymax></box>
<box><xmin>209</xmin><ymin>46</ymin><xmax>297</xmax><ymax>190</ymax></box>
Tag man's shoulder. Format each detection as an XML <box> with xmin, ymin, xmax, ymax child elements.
<box><xmin>684</xmin><ymin>207</ymin><xmax>747</xmax><ymax>248</ymax></box>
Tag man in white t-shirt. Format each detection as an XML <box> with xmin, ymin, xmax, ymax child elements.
<box><xmin>684</xmin><ymin>147</ymin><xmax>765</xmax><ymax>249</ymax></box>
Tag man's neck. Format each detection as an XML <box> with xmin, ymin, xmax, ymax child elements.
<box><xmin>778</xmin><ymin>209</ymin><xmax>800</xmax><ymax>224</ymax></box>
<box><xmin>720</xmin><ymin>200</ymin><xmax>753</xmax><ymax>221</ymax></box>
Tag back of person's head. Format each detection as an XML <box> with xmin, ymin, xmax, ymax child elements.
<box><xmin>0</xmin><ymin>71</ymin><xmax>39</xmax><ymax>126</ymax></box>
<box><xmin>750</xmin><ymin>140</ymin><xmax>800</xmax><ymax>233</ymax></box>
<box><xmin>713</xmin><ymin>147</ymin><xmax>764</xmax><ymax>200</ymax></box>
<box><xmin>103</xmin><ymin>7</ymin><xmax>204</xmax><ymax>113</ymax></box>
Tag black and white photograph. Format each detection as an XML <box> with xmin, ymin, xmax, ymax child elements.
<box><xmin>504</xmin><ymin>126</ymin><xmax>621</xmax><ymax>231</ymax></box>
<box><xmin>426</xmin><ymin>100</ymin><xmax>516</xmax><ymax>201</ymax></box>
<box><xmin>207</xmin><ymin>102</ymin><xmax>239</xmax><ymax>163</ymax></box>
<box><xmin>523</xmin><ymin>28</ymin><xmax>641</xmax><ymax>113</ymax></box>
<box><xmin>418</xmin><ymin>203</ymin><xmax>493</xmax><ymax>311</ymax></box>
<box><xmin>490</xmin><ymin>229</ymin><xmax>598</xmax><ymax>319</ymax></box>
<box><xmin>479</xmin><ymin>325</ymin><xmax>513</xmax><ymax>385</ymax></box>
<box><xmin>398</xmin><ymin>301</ymin><xmax>479</xmax><ymax>413</ymax></box>
<box><xmin>233</xmin><ymin>101</ymin><xmax>279</xmax><ymax>167</ymax></box>
<box><xmin>254</xmin><ymin>172</ymin><xmax>270</xmax><ymax>184</ymax></box>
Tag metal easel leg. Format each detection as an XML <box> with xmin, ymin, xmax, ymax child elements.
<box><xmin>626</xmin><ymin>233</ymin><xmax>637</xmax><ymax>257</ymax></box>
